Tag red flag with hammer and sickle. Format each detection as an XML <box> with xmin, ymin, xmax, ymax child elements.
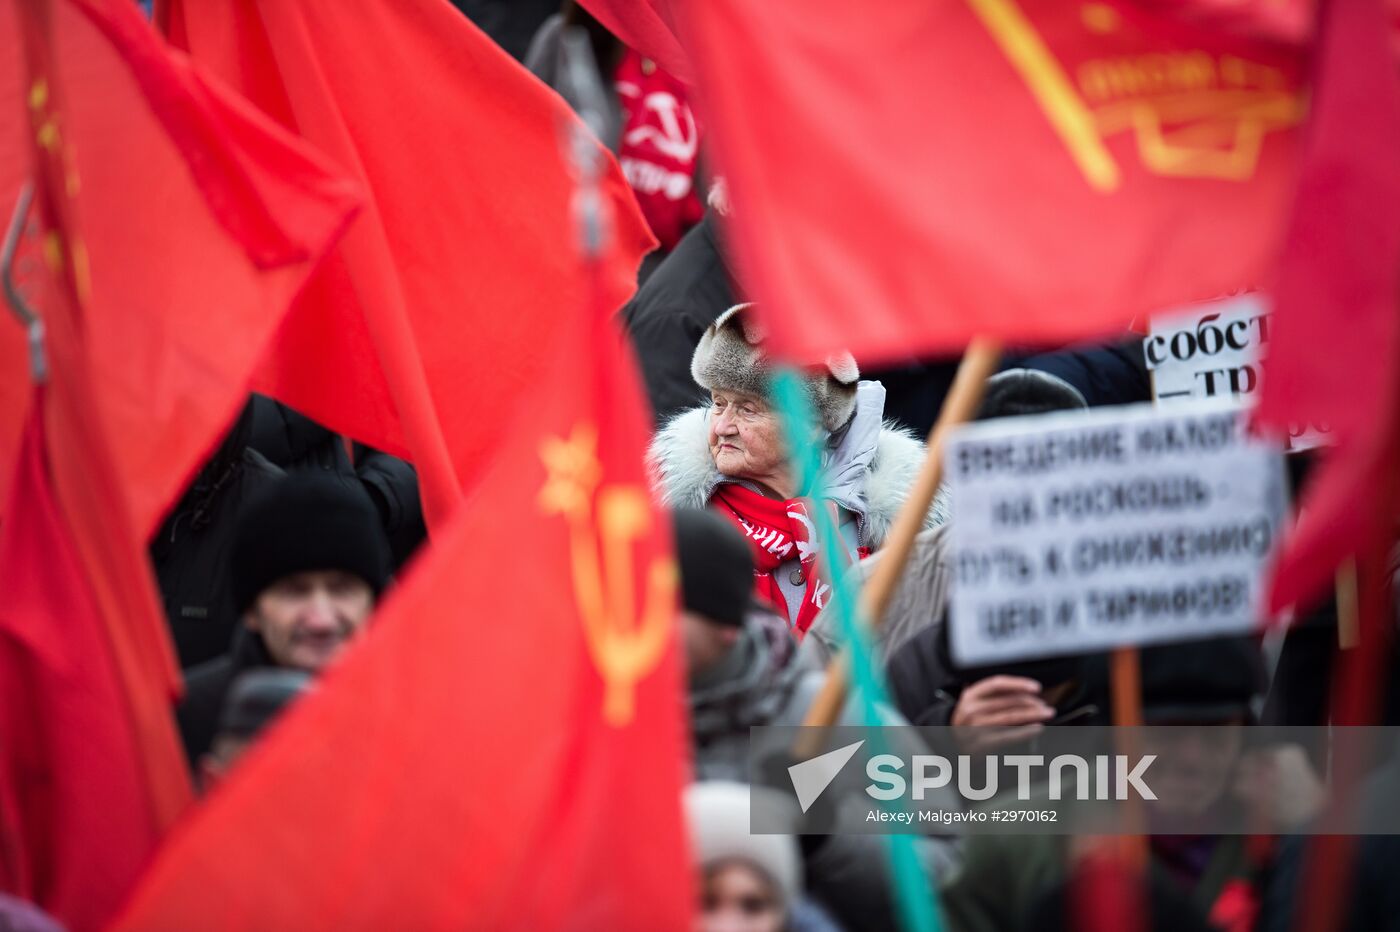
<box><xmin>0</xmin><ymin>0</ymin><xmax>355</xmax><ymax>926</ymax></box>
<box><xmin>114</xmin><ymin>199</ymin><xmax>693</xmax><ymax>929</ymax></box>
<box><xmin>684</xmin><ymin>0</ymin><xmax>1308</xmax><ymax>365</ymax></box>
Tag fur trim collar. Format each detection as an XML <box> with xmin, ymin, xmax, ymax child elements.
<box><xmin>646</xmin><ymin>405</ymin><xmax>947</xmax><ymax>550</ymax></box>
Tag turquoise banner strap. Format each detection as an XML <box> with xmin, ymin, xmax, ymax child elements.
<box><xmin>771</xmin><ymin>368</ymin><xmax>942</xmax><ymax>932</ymax></box>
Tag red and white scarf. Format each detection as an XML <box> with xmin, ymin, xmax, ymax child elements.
<box><xmin>711</xmin><ymin>485</ymin><xmax>867</xmax><ymax>635</ymax></box>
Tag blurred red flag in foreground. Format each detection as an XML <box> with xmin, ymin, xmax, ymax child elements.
<box><xmin>159</xmin><ymin>0</ymin><xmax>656</xmax><ymax>529</ymax></box>
<box><xmin>1254</xmin><ymin>0</ymin><xmax>1400</xmax><ymax>613</ymax></box>
<box><xmin>1134</xmin><ymin>0</ymin><xmax>1400</xmax><ymax>50</ymax></box>
<box><xmin>0</xmin><ymin>0</ymin><xmax>358</xmax><ymax>533</ymax></box>
<box><xmin>685</xmin><ymin>0</ymin><xmax>1306</xmax><ymax>365</ymax></box>
<box><xmin>115</xmin><ymin>244</ymin><xmax>693</xmax><ymax>928</ymax></box>
<box><xmin>577</xmin><ymin>0</ymin><xmax>693</xmax><ymax>84</ymax></box>
<box><xmin>0</xmin><ymin>0</ymin><xmax>357</xmax><ymax>926</ymax></box>
<box><xmin>0</xmin><ymin>404</ymin><xmax>183</xmax><ymax>932</ymax></box>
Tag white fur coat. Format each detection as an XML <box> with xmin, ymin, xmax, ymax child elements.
<box><xmin>646</xmin><ymin>402</ymin><xmax>946</xmax><ymax>550</ymax></box>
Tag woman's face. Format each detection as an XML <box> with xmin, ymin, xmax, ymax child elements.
<box><xmin>696</xmin><ymin>861</ymin><xmax>786</xmax><ymax>932</ymax></box>
<box><xmin>708</xmin><ymin>390</ymin><xmax>791</xmax><ymax>493</ymax></box>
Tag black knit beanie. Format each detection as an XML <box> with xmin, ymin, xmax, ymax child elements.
<box><xmin>231</xmin><ymin>472</ymin><xmax>392</xmax><ymax>614</ymax></box>
<box><xmin>674</xmin><ymin>508</ymin><xmax>756</xmax><ymax>628</ymax></box>
<box><xmin>975</xmin><ymin>368</ymin><xmax>1088</xmax><ymax>421</ymax></box>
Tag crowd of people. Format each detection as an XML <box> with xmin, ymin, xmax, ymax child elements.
<box><xmin>145</xmin><ymin>242</ymin><xmax>1399</xmax><ymax>931</ymax></box>
<box><xmin>12</xmin><ymin>2</ymin><xmax>1389</xmax><ymax>931</ymax></box>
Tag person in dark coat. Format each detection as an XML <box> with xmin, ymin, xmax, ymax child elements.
<box><xmin>446</xmin><ymin>0</ymin><xmax>557</xmax><ymax>62</ymax></box>
<box><xmin>871</xmin><ymin>368</ymin><xmax>1096</xmax><ymax>739</ymax></box>
<box><xmin>247</xmin><ymin>394</ymin><xmax>426</xmax><ymax>568</ymax></box>
<box><xmin>154</xmin><ymin>396</ymin><xmax>424</xmax><ymax>670</ymax></box>
<box><xmin>1014</xmin><ymin>336</ymin><xmax>1151</xmax><ymax>408</ymax></box>
<box><xmin>151</xmin><ymin>402</ymin><xmax>287</xmax><ymax>669</ymax></box>
<box><xmin>941</xmin><ymin>637</ymin><xmax>1270</xmax><ymax>932</ymax></box>
<box><xmin>198</xmin><ymin>668</ymin><xmax>313</xmax><ymax>791</ymax></box>
<box><xmin>622</xmin><ymin>210</ymin><xmax>738</xmax><ymax>425</ymax></box>
<box><xmin>674</xmin><ymin>509</ymin><xmax>958</xmax><ymax>932</ymax></box>
<box><xmin>176</xmin><ymin>472</ymin><xmax>391</xmax><ymax>767</ymax></box>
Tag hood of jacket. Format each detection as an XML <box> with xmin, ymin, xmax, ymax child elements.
<box><xmin>647</xmin><ymin>381</ymin><xmax>946</xmax><ymax>549</ymax></box>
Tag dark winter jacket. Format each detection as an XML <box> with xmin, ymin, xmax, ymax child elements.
<box><xmin>151</xmin><ymin>404</ymin><xmax>286</xmax><ymax>669</ymax></box>
<box><xmin>1258</xmin><ymin>745</ymin><xmax>1400</xmax><ymax>932</ymax></box>
<box><xmin>1014</xmin><ymin>337</ymin><xmax>1151</xmax><ymax>408</ymax></box>
<box><xmin>622</xmin><ymin>211</ymin><xmax>738</xmax><ymax>425</ymax></box>
<box><xmin>153</xmin><ymin>397</ymin><xmax>423</xmax><ymax>669</ymax></box>
<box><xmin>943</xmin><ymin>830</ymin><xmax>1248</xmax><ymax>932</ymax></box>
<box><xmin>176</xmin><ymin>627</ymin><xmax>277</xmax><ymax>767</ymax></box>
<box><xmin>884</xmin><ymin>611</ymin><xmax>1110</xmax><ymax>729</ymax></box>
<box><xmin>447</xmin><ymin>0</ymin><xmax>556</xmax><ymax>62</ymax></box>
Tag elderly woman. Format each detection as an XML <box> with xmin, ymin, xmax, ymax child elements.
<box><xmin>649</xmin><ymin>304</ymin><xmax>938</xmax><ymax>635</ymax></box>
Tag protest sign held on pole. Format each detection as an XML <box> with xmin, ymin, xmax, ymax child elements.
<box><xmin>947</xmin><ymin>402</ymin><xmax>1287</xmax><ymax>666</ymax></box>
<box><xmin>1144</xmin><ymin>295</ymin><xmax>1332</xmax><ymax>450</ymax></box>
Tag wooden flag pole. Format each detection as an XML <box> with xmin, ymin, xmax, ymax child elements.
<box><xmin>1110</xmin><ymin>647</ymin><xmax>1149</xmax><ymax>868</ymax></box>
<box><xmin>798</xmin><ymin>339</ymin><xmax>1001</xmax><ymax>740</ymax></box>
<box><xmin>1109</xmin><ymin>647</ymin><xmax>1143</xmax><ymax>727</ymax></box>
<box><xmin>1336</xmin><ymin>558</ymin><xmax>1360</xmax><ymax>648</ymax></box>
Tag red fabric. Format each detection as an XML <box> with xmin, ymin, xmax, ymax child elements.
<box><xmin>712</xmin><ymin>485</ymin><xmax>865</xmax><ymax>634</ymax></box>
<box><xmin>112</xmin><ymin>265</ymin><xmax>693</xmax><ymax>928</ymax></box>
<box><xmin>577</xmin><ymin>0</ymin><xmax>692</xmax><ymax>85</ymax></box>
<box><xmin>615</xmin><ymin>50</ymin><xmax>704</xmax><ymax>251</ymax></box>
<box><xmin>0</xmin><ymin>405</ymin><xmax>173</xmax><ymax>931</ymax></box>
<box><xmin>1069</xmin><ymin>847</ymin><xmax>1147</xmax><ymax>932</ymax></box>
<box><xmin>0</xmin><ymin>0</ymin><xmax>359</xmax><ymax>535</ymax></box>
<box><xmin>0</xmin><ymin>1</ymin><xmax>288</xmax><ymax>923</ymax></box>
<box><xmin>684</xmin><ymin>0</ymin><xmax>1306</xmax><ymax>366</ymax></box>
<box><xmin>1139</xmin><ymin>0</ymin><xmax>1400</xmax><ymax>52</ymax></box>
<box><xmin>1254</xmin><ymin>0</ymin><xmax>1400</xmax><ymax>613</ymax></box>
<box><xmin>1208</xmin><ymin>879</ymin><xmax>1260</xmax><ymax>932</ymax></box>
<box><xmin>159</xmin><ymin>0</ymin><xmax>657</xmax><ymax>530</ymax></box>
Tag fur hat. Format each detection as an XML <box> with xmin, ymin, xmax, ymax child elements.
<box><xmin>690</xmin><ymin>303</ymin><xmax>859</xmax><ymax>432</ymax></box>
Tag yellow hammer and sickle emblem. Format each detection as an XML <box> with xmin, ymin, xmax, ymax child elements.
<box><xmin>968</xmin><ymin>0</ymin><xmax>1302</xmax><ymax>192</ymax></box>
<box><xmin>538</xmin><ymin>424</ymin><xmax>676</xmax><ymax>727</ymax></box>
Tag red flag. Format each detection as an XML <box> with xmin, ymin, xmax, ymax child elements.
<box><xmin>0</xmin><ymin>0</ymin><xmax>360</xmax><ymax>536</ymax></box>
<box><xmin>114</xmin><ymin>239</ymin><xmax>693</xmax><ymax>929</ymax></box>
<box><xmin>1136</xmin><ymin>0</ymin><xmax>1400</xmax><ymax>51</ymax></box>
<box><xmin>684</xmin><ymin>0</ymin><xmax>1306</xmax><ymax>365</ymax></box>
<box><xmin>0</xmin><ymin>0</ymin><xmax>357</xmax><ymax>924</ymax></box>
<box><xmin>1254</xmin><ymin>0</ymin><xmax>1400</xmax><ymax>613</ymax></box>
<box><xmin>576</xmin><ymin>0</ymin><xmax>693</xmax><ymax>85</ymax></box>
<box><xmin>0</xmin><ymin>403</ymin><xmax>182</xmax><ymax>932</ymax></box>
<box><xmin>159</xmin><ymin>0</ymin><xmax>657</xmax><ymax>529</ymax></box>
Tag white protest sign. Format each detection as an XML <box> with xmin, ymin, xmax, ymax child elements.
<box><xmin>946</xmin><ymin>403</ymin><xmax>1287</xmax><ymax>666</ymax></box>
<box><xmin>1144</xmin><ymin>295</ymin><xmax>1331</xmax><ymax>450</ymax></box>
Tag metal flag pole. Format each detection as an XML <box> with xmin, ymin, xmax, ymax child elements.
<box><xmin>2</xmin><ymin>181</ymin><xmax>46</xmax><ymax>384</ymax></box>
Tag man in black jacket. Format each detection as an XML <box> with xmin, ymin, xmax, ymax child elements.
<box><xmin>622</xmin><ymin>210</ymin><xmax>738</xmax><ymax>426</ymax></box>
<box><xmin>154</xmin><ymin>394</ymin><xmax>424</xmax><ymax>670</ymax></box>
<box><xmin>176</xmin><ymin>472</ymin><xmax>391</xmax><ymax>767</ymax></box>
